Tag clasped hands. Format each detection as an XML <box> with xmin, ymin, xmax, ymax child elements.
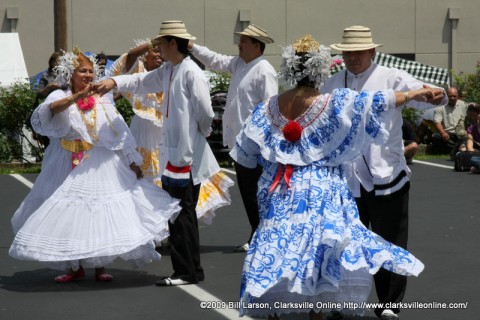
<box><xmin>88</xmin><ymin>79</ymin><xmax>117</xmax><ymax>97</ymax></box>
<box><xmin>407</xmin><ymin>86</ymin><xmax>445</xmax><ymax>104</ymax></box>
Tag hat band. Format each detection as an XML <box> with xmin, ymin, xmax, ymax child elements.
<box><xmin>341</xmin><ymin>38</ymin><xmax>375</xmax><ymax>44</ymax></box>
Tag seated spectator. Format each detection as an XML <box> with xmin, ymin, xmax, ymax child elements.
<box><xmin>466</xmin><ymin>113</ymin><xmax>480</xmax><ymax>152</ymax></box>
<box><xmin>402</xmin><ymin>117</ymin><xmax>419</xmax><ymax>165</ymax></box>
<box><xmin>456</xmin><ymin>103</ymin><xmax>480</xmax><ymax>152</ymax></box>
<box><xmin>431</xmin><ymin>87</ymin><xmax>467</xmax><ymax>157</ymax></box>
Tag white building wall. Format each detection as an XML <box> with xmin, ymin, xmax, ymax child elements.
<box><xmin>1</xmin><ymin>0</ymin><xmax>480</xmax><ymax>80</ymax></box>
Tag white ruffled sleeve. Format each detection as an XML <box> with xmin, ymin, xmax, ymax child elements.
<box><xmin>30</xmin><ymin>89</ymin><xmax>72</xmax><ymax>138</ymax></box>
<box><xmin>232</xmin><ymin>90</ymin><xmax>394</xmax><ymax>168</ymax></box>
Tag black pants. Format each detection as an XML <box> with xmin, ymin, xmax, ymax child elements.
<box><xmin>356</xmin><ymin>182</ymin><xmax>410</xmax><ymax>317</ymax></box>
<box><xmin>163</xmin><ymin>177</ymin><xmax>203</xmax><ymax>283</ymax></box>
<box><xmin>431</xmin><ymin>132</ymin><xmax>460</xmax><ymax>155</ymax></box>
<box><xmin>234</xmin><ymin>161</ymin><xmax>262</xmax><ymax>244</ymax></box>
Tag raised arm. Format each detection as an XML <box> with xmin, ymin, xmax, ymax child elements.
<box><xmin>189</xmin><ymin>43</ymin><xmax>235</xmax><ymax>74</ymax></box>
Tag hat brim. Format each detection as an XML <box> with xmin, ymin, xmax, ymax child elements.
<box><xmin>235</xmin><ymin>31</ymin><xmax>274</xmax><ymax>44</ymax></box>
<box><xmin>330</xmin><ymin>43</ymin><xmax>382</xmax><ymax>52</ymax></box>
<box><xmin>154</xmin><ymin>33</ymin><xmax>197</xmax><ymax>41</ymax></box>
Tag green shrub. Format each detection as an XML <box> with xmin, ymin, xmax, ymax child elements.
<box><xmin>402</xmin><ymin>106</ymin><xmax>424</xmax><ymax>126</ymax></box>
<box><xmin>209</xmin><ymin>71</ymin><xmax>231</xmax><ymax>92</ymax></box>
<box><xmin>453</xmin><ymin>61</ymin><xmax>480</xmax><ymax>103</ymax></box>
<box><xmin>0</xmin><ymin>81</ymin><xmax>38</xmax><ymax>162</ymax></box>
<box><xmin>115</xmin><ymin>97</ymin><xmax>134</xmax><ymax>125</ymax></box>
<box><xmin>0</xmin><ymin>132</ymin><xmax>13</xmax><ymax>162</ymax></box>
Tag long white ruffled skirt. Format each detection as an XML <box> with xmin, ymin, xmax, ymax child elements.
<box><xmin>9</xmin><ymin>145</ymin><xmax>181</xmax><ymax>271</ymax></box>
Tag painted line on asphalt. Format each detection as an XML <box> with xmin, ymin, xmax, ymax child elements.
<box><xmin>412</xmin><ymin>160</ymin><xmax>454</xmax><ymax>169</ymax></box>
<box><xmin>178</xmin><ymin>285</ymin><xmax>253</xmax><ymax>320</ymax></box>
<box><xmin>10</xmin><ymin>174</ymin><xmax>34</xmax><ymax>188</ymax></box>
<box><xmin>221</xmin><ymin>168</ymin><xmax>236</xmax><ymax>175</ymax></box>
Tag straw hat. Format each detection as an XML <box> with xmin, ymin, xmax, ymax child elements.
<box><xmin>330</xmin><ymin>25</ymin><xmax>382</xmax><ymax>51</ymax></box>
<box><xmin>235</xmin><ymin>24</ymin><xmax>274</xmax><ymax>44</ymax></box>
<box><xmin>154</xmin><ymin>20</ymin><xmax>196</xmax><ymax>40</ymax></box>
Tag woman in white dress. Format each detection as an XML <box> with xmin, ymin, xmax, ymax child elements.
<box><xmin>230</xmin><ymin>35</ymin><xmax>441</xmax><ymax>319</ymax></box>
<box><xmin>9</xmin><ymin>48</ymin><xmax>181</xmax><ymax>283</ymax></box>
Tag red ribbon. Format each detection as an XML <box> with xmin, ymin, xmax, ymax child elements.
<box><xmin>165</xmin><ymin>161</ymin><xmax>191</xmax><ymax>173</ymax></box>
<box><xmin>269</xmin><ymin>164</ymin><xmax>294</xmax><ymax>193</ymax></box>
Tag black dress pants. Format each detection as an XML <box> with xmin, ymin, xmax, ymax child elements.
<box><xmin>234</xmin><ymin>161</ymin><xmax>262</xmax><ymax>244</ymax></box>
<box><xmin>356</xmin><ymin>182</ymin><xmax>410</xmax><ymax>317</ymax></box>
<box><xmin>163</xmin><ymin>177</ymin><xmax>203</xmax><ymax>283</ymax></box>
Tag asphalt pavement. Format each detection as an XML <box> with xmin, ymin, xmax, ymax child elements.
<box><xmin>0</xmin><ymin>159</ymin><xmax>478</xmax><ymax>320</ymax></box>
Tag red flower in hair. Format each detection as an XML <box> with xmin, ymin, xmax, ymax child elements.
<box><xmin>283</xmin><ymin>120</ymin><xmax>303</xmax><ymax>142</ymax></box>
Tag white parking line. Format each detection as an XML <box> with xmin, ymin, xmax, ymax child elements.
<box><xmin>10</xmin><ymin>174</ymin><xmax>34</xmax><ymax>188</ymax></box>
<box><xmin>178</xmin><ymin>285</ymin><xmax>253</xmax><ymax>320</ymax></box>
<box><xmin>412</xmin><ymin>159</ymin><xmax>454</xmax><ymax>169</ymax></box>
<box><xmin>221</xmin><ymin>168</ymin><xmax>236</xmax><ymax>175</ymax></box>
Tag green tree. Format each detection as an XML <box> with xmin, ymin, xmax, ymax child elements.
<box><xmin>453</xmin><ymin>61</ymin><xmax>480</xmax><ymax>103</ymax></box>
<box><xmin>0</xmin><ymin>81</ymin><xmax>37</xmax><ymax>162</ymax></box>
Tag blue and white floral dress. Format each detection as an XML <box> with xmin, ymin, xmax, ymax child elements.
<box><xmin>230</xmin><ymin>88</ymin><xmax>424</xmax><ymax>317</ymax></box>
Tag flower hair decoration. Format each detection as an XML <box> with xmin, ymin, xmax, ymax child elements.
<box><xmin>133</xmin><ymin>38</ymin><xmax>152</xmax><ymax>63</ymax></box>
<box><xmin>279</xmin><ymin>34</ymin><xmax>333</xmax><ymax>89</ymax></box>
<box><xmin>53</xmin><ymin>47</ymin><xmax>102</xmax><ymax>87</ymax></box>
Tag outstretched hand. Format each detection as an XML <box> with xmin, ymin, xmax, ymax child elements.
<box><xmin>92</xmin><ymin>79</ymin><xmax>117</xmax><ymax>96</ymax></box>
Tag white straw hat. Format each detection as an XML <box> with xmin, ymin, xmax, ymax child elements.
<box><xmin>154</xmin><ymin>20</ymin><xmax>196</xmax><ymax>40</ymax></box>
<box><xmin>235</xmin><ymin>24</ymin><xmax>274</xmax><ymax>44</ymax></box>
<box><xmin>330</xmin><ymin>25</ymin><xmax>382</xmax><ymax>51</ymax></box>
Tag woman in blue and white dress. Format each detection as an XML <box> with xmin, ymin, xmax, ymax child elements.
<box><xmin>230</xmin><ymin>35</ymin><xmax>439</xmax><ymax>319</ymax></box>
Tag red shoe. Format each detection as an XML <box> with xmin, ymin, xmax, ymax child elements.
<box><xmin>54</xmin><ymin>267</ymin><xmax>85</xmax><ymax>283</ymax></box>
<box><xmin>95</xmin><ymin>273</ymin><xmax>113</xmax><ymax>282</ymax></box>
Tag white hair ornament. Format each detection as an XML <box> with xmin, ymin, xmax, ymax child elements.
<box><xmin>53</xmin><ymin>47</ymin><xmax>101</xmax><ymax>86</ymax></box>
<box><xmin>279</xmin><ymin>34</ymin><xmax>333</xmax><ymax>89</ymax></box>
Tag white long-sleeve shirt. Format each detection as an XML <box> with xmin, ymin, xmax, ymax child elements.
<box><xmin>321</xmin><ymin>63</ymin><xmax>448</xmax><ymax>196</ymax></box>
<box><xmin>191</xmin><ymin>44</ymin><xmax>278</xmax><ymax>148</ymax></box>
<box><xmin>113</xmin><ymin>57</ymin><xmax>218</xmax><ymax>185</ymax></box>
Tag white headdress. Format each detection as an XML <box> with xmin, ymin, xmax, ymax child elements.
<box><xmin>133</xmin><ymin>38</ymin><xmax>152</xmax><ymax>62</ymax></box>
<box><xmin>279</xmin><ymin>34</ymin><xmax>332</xmax><ymax>89</ymax></box>
<box><xmin>53</xmin><ymin>47</ymin><xmax>101</xmax><ymax>86</ymax></box>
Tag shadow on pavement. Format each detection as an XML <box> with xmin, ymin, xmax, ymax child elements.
<box><xmin>0</xmin><ymin>268</ymin><xmax>161</xmax><ymax>292</ymax></box>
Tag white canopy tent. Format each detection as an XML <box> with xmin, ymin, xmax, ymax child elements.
<box><xmin>0</xmin><ymin>33</ymin><xmax>29</xmax><ymax>88</ymax></box>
